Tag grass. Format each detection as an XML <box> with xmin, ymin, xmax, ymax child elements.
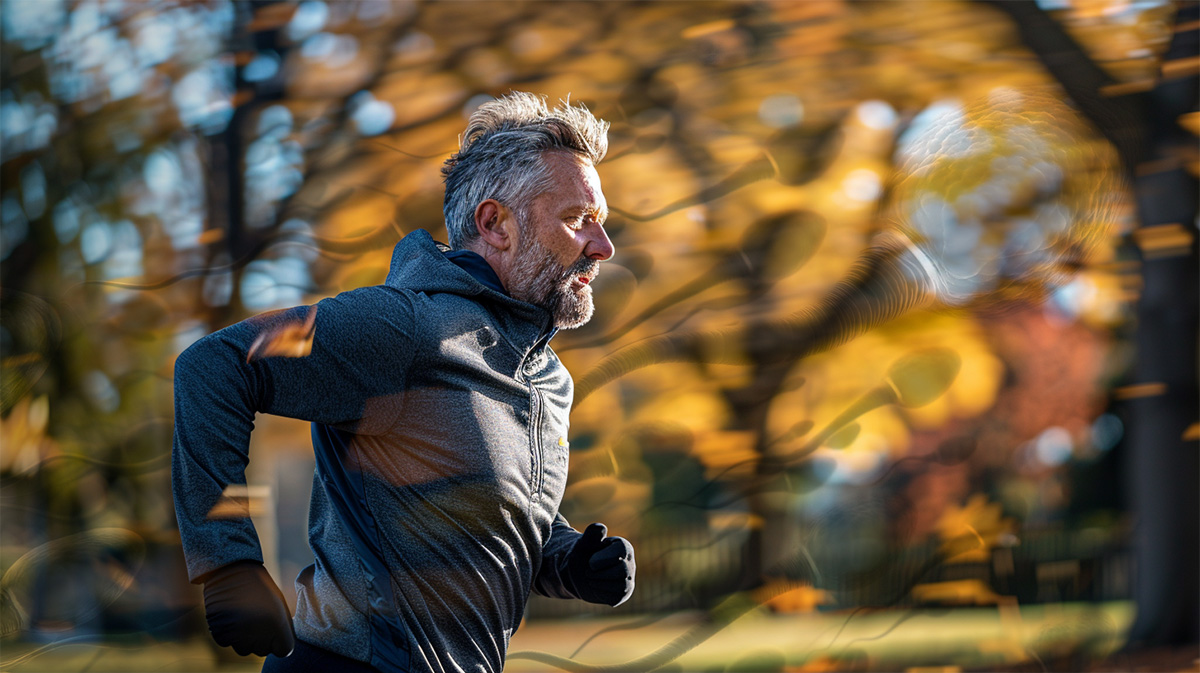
<box><xmin>0</xmin><ymin>601</ymin><xmax>1134</xmax><ymax>672</ymax></box>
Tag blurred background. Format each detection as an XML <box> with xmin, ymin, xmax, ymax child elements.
<box><xmin>1</xmin><ymin>0</ymin><xmax>1197</xmax><ymax>671</ymax></box>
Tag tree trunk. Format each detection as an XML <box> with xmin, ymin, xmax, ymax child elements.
<box><xmin>978</xmin><ymin>0</ymin><xmax>1199</xmax><ymax>647</ymax></box>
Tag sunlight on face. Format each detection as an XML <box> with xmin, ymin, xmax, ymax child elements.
<box><xmin>508</xmin><ymin>153</ymin><xmax>611</xmax><ymax>329</ymax></box>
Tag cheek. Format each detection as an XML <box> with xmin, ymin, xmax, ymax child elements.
<box><xmin>563</xmin><ymin>243</ymin><xmax>583</xmax><ymax>265</ymax></box>
<box><xmin>549</xmin><ymin>232</ymin><xmax>584</xmax><ymax>263</ymax></box>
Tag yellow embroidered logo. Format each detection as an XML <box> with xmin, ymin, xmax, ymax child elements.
<box><xmin>558</xmin><ymin>436</ymin><xmax>568</xmax><ymax>448</ymax></box>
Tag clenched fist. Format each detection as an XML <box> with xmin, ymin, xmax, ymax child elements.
<box><xmin>202</xmin><ymin>560</ymin><xmax>295</xmax><ymax>657</ymax></box>
<box><xmin>563</xmin><ymin>523</ymin><xmax>636</xmax><ymax>607</ymax></box>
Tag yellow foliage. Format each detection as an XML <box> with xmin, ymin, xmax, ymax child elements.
<box><xmin>1057</xmin><ymin>0</ymin><xmax>1175</xmax><ymax>83</ymax></box>
<box><xmin>757</xmin><ymin>581</ymin><xmax>834</xmax><ymax>614</ymax></box>
<box><xmin>692</xmin><ymin>430</ymin><xmax>759</xmax><ymax>478</ymax></box>
<box><xmin>0</xmin><ymin>395</ymin><xmax>51</xmax><ymax>474</ymax></box>
<box><xmin>766</xmin><ymin>313</ymin><xmax>1002</xmax><ymax>455</ymax></box>
<box><xmin>633</xmin><ymin>389</ymin><xmax>731</xmax><ymax>436</ymax></box>
<box><xmin>322</xmin><ymin>193</ymin><xmax>398</xmax><ymax>241</ymax></box>
<box><xmin>247</xmin><ymin>307</ymin><xmax>318</xmax><ymax>361</ymax></box>
<box><xmin>912</xmin><ymin>579</ymin><xmax>1002</xmax><ymax>606</ymax></box>
<box><xmin>856</xmin><ymin>413</ymin><xmax>912</xmax><ymax>459</ymax></box>
<box><xmin>1180</xmin><ymin>111</ymin><xmax>1200</xmax><ymax>137</ymax></box>
<box><xmin>567</xmin><ymin>379</ymin><xmax>624</xmax><ymax>435</ymax></box>
<box><xmin>379</xmin><ymin>73</ymin><xmax>467</xmax><ymax>129</ymax></box>
<box><xmin>936</xmin><ymin>494</ymin><xmax>1016</xmax><ymax>563</ymax></box>
<box><xmin>947</xmin><ymin>342</ymin><xmax>1006</xmax><ymax>419</ymax></box>
<box><xmin>789</xmin><ymin>656</ymin><xmax>844</xmax><ymax>672</ymax></box>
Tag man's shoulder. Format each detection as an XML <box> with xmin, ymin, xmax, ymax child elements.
<box><xmin>330</xmin><ymin>282</ymin><xmax>494</xmax><ymax>330</ymax></box>
<box><xmin>326</xmin><ymin>283</ymin><xmax>420</xmax><ymax>307</ymax></box>
<box><xmin>309</xmin><ymin>285</ymin><xmax>424</xmax><ymax>333</ymax></box>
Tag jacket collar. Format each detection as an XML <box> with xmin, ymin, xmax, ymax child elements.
<box><xmin>385</xmin><ymin>229</ymin><xmax>558</xmax><ymax>351</ymax></box>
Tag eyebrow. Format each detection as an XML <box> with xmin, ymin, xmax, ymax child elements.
<box><xmin>565</xmin><ymin>204</ymin><xmax>608</xmax><ymax>224</ymax></box>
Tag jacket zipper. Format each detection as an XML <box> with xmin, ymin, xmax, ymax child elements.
<box><xmin>521</xmin><ymin>323</ymin><xmax>555</xmax><ymax>501</ymax></box>
<box><xmin>528</xmin><ymin>381</ymin><xmax>543</xmax><ymax>501</ymax></box>
<box><xmin>521</xmin><ymin>322</ymin><xmax>554</xmax><ymax>502</ymax></box>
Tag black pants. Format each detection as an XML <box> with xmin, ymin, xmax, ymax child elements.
<box><xmin>262</xmin><ymin>639</ymin><xmax>380</xmax><ymax>673</ymax></box>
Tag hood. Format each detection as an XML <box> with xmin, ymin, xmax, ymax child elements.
<box><xmin>385</xmin><ymin>229</ymin><xmax>489</xmax><ymax>296</ymax></box>
<box><xmin>384</xmin><ymin>229</ymin><xmax>556</xmax><ymax>344</ymax></box>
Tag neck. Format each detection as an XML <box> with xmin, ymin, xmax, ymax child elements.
<box><xmin>463</xmin><ymin>240</ymin><xmax>512</xmax><ymax>293</ymax></box>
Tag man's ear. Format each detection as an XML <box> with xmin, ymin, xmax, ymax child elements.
<box><xmin>473</xmin><ymin>199</ymin><xmax>516</xmax><ymax>252</ymax></box>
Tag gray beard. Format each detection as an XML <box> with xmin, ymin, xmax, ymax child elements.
<box><xmin>508</xmin><ymin>232</ymin><xmax>598</xmax><ymax>329</ymax></box>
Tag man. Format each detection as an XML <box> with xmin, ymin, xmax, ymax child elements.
<box><xmin>172</xmin><ymin>92</ymin><xmax>635</xmax><ymax>673</ymax></box>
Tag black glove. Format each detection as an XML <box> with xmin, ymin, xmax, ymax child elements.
<box><xmin>202</xmin><ymin>560</ymin><xmax>295</xmax><ymax>657</ymax></box>
<box><xmin>563</xmin><ymin>523</ymin><xmax>636</xmax><ymax>607</ymax></box>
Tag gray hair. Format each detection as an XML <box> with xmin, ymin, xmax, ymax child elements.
<box><xmin>441</xmin><ymin>92</ymin><xmax>609</xmax><ymax>249</ymax></box>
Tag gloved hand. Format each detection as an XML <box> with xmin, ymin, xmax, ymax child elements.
<box><xmin>202</xmin><ymin>560</ymin><xmax>295</xmax><ymax>657</ymax></box>
<box><xmin>563</xmin><ymin>523</ymin><xmax>636</xmax><ymax>607</ymax></box>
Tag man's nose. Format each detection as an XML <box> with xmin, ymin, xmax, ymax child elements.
<box><xmin>585</xmin><ymin>222</ymin><xmax>615</xmax><ymax>262</ymax></box>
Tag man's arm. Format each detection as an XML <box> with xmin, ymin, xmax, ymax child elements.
<box><xmin>170</xmin><ymin>286</ymin><xmax>417</xmax><ymax>656</ymax></box>
<box><xmin>532</xmin><ymin>514</ymin><xmax>584</xmax><ymax>599</ymax></box>
<box><xmin>171</xmin><ymin>285</ymin><xmax>419</xmax><ymax>581</ymax></box>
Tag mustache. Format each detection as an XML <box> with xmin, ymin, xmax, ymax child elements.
<box><xmin>564</xmin><ymin>256</ymin><xmax>599</xmax><ymax>281</ymax></box>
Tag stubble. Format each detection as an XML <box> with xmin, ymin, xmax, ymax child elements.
<box><xmin>509</xmin><ymin>232</ymin><xmax>598</xmax><ymax>329</ymax></box>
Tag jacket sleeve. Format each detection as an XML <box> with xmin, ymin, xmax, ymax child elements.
<box><xmin>531</xmin><ymin>512</ymin><xmax>584</xmax><ymax>599</ymax></box>
<box><xmin>171</xmin><ymin>286</ymin><xmax>419</xmax><ymax>583</ymax></box>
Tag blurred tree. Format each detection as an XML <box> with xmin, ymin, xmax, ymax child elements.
<box><xmin>564</xmin><ymin>0</ymin><xmax>1126</xmax><ymax>613</ymax></box>
<box><xmin>1</xmin><ymin>0</ymin><xmax>243</xmax><ymax>639</ymax></box>
<box><xmin>977</xmin><ymin>0</ymin><xmax>1198</xmax><ymax>647</ymax></box>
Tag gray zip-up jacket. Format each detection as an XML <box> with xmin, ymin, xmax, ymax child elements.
<box><xmin>172</xmin><ymin>229</ymin><xmax>585</xmax><ymax>672</ymax></box>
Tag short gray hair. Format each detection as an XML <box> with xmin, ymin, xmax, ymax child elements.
<box><xmin>441</xmin><ymin>92</ymin><xmax>609</xmax><ymax>249</ymax></box>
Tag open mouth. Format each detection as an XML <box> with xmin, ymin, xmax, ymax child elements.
<box><xmin>565</xmin><ymin>259</ymin><xmax>599</xmax><ymax>288</ymax></box>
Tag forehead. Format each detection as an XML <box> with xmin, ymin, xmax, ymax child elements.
<box><xmin>538</xmin><ymin>152</ymin><xmax>605</xmax><ymax>209</ymax></box>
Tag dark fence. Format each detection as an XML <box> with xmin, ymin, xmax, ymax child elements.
<box><xmin>524</xmin><ymin>525</ymin><xmax>1132</xmax><ymax>620</ymax></box>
